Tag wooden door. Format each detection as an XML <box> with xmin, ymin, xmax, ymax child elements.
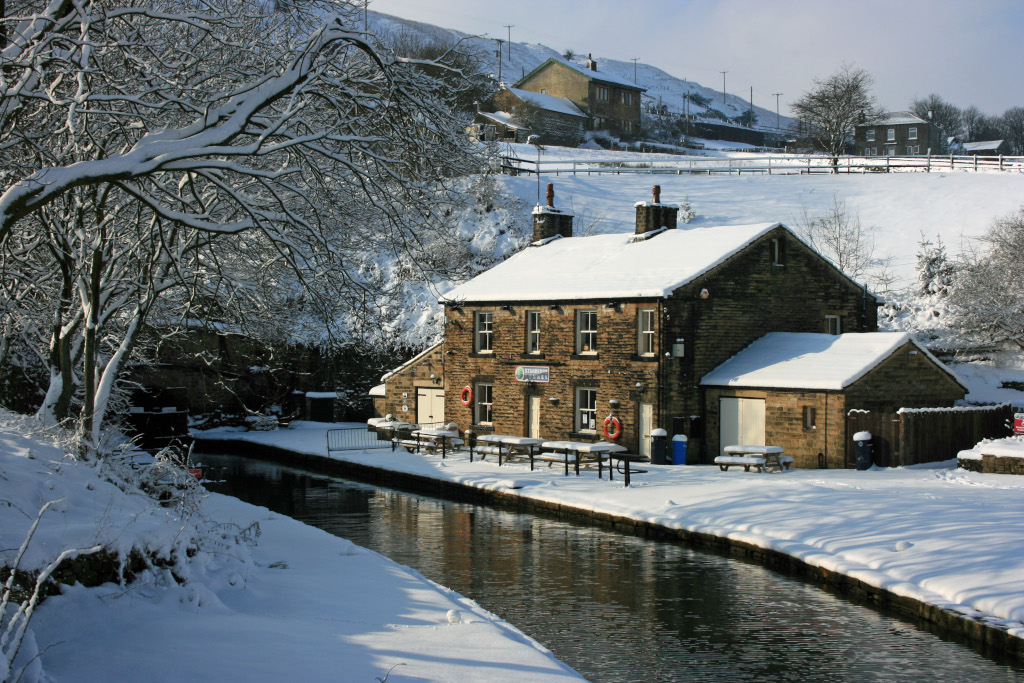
<box><xmin>719</xmin><ymin>397</ymin><xmax>766</xmax><ymax>456</ymax></box>
<box><xmin>639</xmin><ymin>403</ymin><xmax>654</xmax><ymax>458</ymax></box>
<box><xmin>416</xmin><ymin>387</ymin><xmax>445</xmax><ymax>425</ymax></box>
<box><xmin>527</xmin><ymin>395</ymin><xmax>542</xmax><ymax>438</ymax></box>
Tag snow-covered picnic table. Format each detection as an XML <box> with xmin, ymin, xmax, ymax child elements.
<box><xmin>396</xmin><ymin>428</ymin><xmax>464</xmax><ymax>458</ymax></box>
<box><xmin>476</xmin><ymin>435</ymin><xmax>545</xmax><ymax>466</ymax></box>
<box><xmin>715</xmin><ymin>445</ymin><xmax>793</xmax><ymax>472</ymax></box>
<box><xmin>538</xmin><ymin>440</ymin><xmax>628</xmax><ymax>476</ymax></box>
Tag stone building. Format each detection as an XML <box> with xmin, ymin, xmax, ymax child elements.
<box><xmin>855</xmin><ymin>111</ymin><xmax>945</xmax><ymax>156</ymax></box>
<box><xmin>514</xmin><ymin>55</ymin><xmax>644</xmax><ymax>136</ymax></box>
<box><xmin>439</xmin><ymin>184</ymin><xmax>897</xmax><ymax>465</ymax></box>
<box><xmin>491</xmin><ymin>85</ymin><xmax>588</xmax><ymax>147</ymax></box>
<box><xmin>371</xmin><ymin>342</ymin><xmax>447</xmax><ymax>425</ymax></box>
<box><xmin>701</xmin><ymin>332</ymin><xmax>966</xmax><ymax>468</ymax></box>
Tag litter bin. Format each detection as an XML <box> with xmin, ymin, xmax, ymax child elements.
<box><xmin>651</xmin><ymin>428</ymin><xmax>667</xmax><ymax>465</ymax></box>
<box><xmin>853</xmin><ymin>431</ymin><xmax>873</xmax><ymax>470</ymax></box>
<box><xmin>672</xmin><ymin>434</ymin><xmax>688</xmax><ymax>465</ymax></box>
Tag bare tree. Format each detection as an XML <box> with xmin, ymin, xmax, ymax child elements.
<box><xmin>794</xmin><ymin>195</ymin><xmax>874</xmax><ymax>280</ymax></box>
<box><xmin>1000</xmin><ymin>106</ymin><xmax>1024</xmax><ymax>155</ymax></box>
<box><xmin>910</xmin><ymin>93</ymin><xmax>962</xmax><ymax>140</ymax></box>
<box><xmin>791</xmin><ymin>65</ymin><xmax>878</xmax><ymax>169</ymax></box>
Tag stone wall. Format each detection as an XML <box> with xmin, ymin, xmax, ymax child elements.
<box><xmin>844</xmin><ymin>342</ymin><xmax>965</xmax><ymax>411</ymax></box>
<box><xmin>379</xmin><ymin>343</ymin><xmax>447</xmax><ymax>424</ymax></box>
<box><xmin>959</xmin><ymin>454</ymin><xmax>1024</xmax><ymax>475</ymax></box>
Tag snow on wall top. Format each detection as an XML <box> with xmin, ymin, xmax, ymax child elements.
<box><xmin>701</xmin><ymin>332</ymin><xmax>920</xmax><ymax>390</ymax></box>
<box><xmin>508</xmin><ymin>87</ymin><xmax>587</xmax><ymax>118</ymax></box>
<box><xmin>440</xmin><ymin>222</ymin><xmax>779</xmax><ymax>303</ymax></box>
<box><xmin>863</xmin><ymin>111</ymin><xmax>928</xmax><ymax>127</ymax></box>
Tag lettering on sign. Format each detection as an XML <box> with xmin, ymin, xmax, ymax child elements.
<box><xmin>514</xmin><ymin>365</ymin><xmax>550</xmax><ymax>383</ymax></box>
<box><xmin>1015</xmin><ymin>413</ymin><xmax>1024</xmax><ymax>436</ymax></box>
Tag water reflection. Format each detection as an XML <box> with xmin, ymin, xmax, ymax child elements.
<box><xmin>202</xmin><ymin>453</ymin><xmax>1024</xmax><ymax>683</ymax></box>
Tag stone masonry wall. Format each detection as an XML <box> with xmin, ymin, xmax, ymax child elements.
<box><xmin>844</xmin><ymin>342</ymin><xmax>965</xmax><ymax>411</ymax></box>
<box><xmin>380</xmin><ymin>344</ymin><xmax>447</xmax><ymax>424</ymax></box>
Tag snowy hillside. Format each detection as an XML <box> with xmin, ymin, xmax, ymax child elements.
<box><xmin>366</xmin><ymin>11</ymin><xmax>791</xmax><ymax>130</ymax></box>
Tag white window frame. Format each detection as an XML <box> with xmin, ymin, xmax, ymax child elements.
<box><xmin>596</xmin><ymin>86</ymin><xmax>609</xmax><ymax>102</ymax></box>
<box><xmin>638</xmin><ymin>309</ymin><xmax>656</xmax><ymax>356</ymax></box>
<box><xmin>526</xmin><ymin>311</ymin><xmax>541</xmax><ymax>354</ymax></box>
<box><xmin>887</xmin><ymin>128</ymin><xmax>896</xmax><ymax>142</ymax></box>
<box><xmin>866</xmin><ymin>129</ymin><xmax>875</xmax><ymax>142</ymax></box>
<box><xmin>576</xmin><ymin>310</ymin><xmax>598</xmax><ymax>354</ymax></box>
<box><xmin>475</xmin><ymin>311</ymin><xmax>493</xmax><ymax>353</ymax></box>
<box><xmin>771</xmin><ymin>237</ymin><xmax>784</xmax><ymax>266</ymax></box>
<box><xmin>908</xmin><ymin>126</ymin><xmax>918</xmax><ymax>140</ymax></box>
<box><xmin>825</xmin><ymin>315</ymin><xmax>841</xmax><ymax>335</ymax></box>
<box><xmin>622</xmin><ymin>91</ymin><xmax>633</xmax><ymax>105</ymax></box>
<box><xmin>576</xmin><ymin>387</ymin><xmax>598</xmax><ymax>433</ymax></box>
<box><xmin>475</xmin><ymin>383</ymin><xmax>493</xmax><ymax>424</ymax></box>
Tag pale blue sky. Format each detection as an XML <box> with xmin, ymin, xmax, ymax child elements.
<box><xmin>369</xmin><ymin>0</ymin><xmax>1023</xmax><ymax>117</ymax></box>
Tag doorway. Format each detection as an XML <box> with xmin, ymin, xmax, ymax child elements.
<box><xmin>719</xmin><ymin>397</ymin><xmax>765</xmax><ymax>456</ymax></box>
<box><xmin>416</xmin><ymin>387</ymin><xmax>445</xmax><ymax>425</ymax></box>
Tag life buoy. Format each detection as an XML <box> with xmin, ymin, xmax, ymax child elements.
<box><xmin>603</xmin><ymin>415</ymin><xmax>622</xmax><ymax>440</ymax></box>
<box><xmin>460</xmin><ymin>386</ymin><xmax>473</xmax><ymax>407</ymax></box>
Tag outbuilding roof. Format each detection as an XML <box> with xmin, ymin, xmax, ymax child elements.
<box><xmin>507</xmin><ymin>87</ymin><xmax>588</xmax><ymax>118</ymax></box>
<box><xmin>440</xmin><ymin>222</ymin><xmax>782</xmax><ymax>304</ymax></box>
<box><xmin>700</xmin><ymin>332</ymin><xmax>966</xmax><ymax>391</ymax></box>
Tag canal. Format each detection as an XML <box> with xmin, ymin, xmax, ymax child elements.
<box><xmin>202</xmin><ymin>452</ymin><xmax>1024</xmax><ymax>682</ymax></box>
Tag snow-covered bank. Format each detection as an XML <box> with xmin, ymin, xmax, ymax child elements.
<box><xmin>196</xmin><ymin>422</ymin><xmax>1024</xmax><ymax>651</ymax></box>
<box><xmin>0</xmin><ymin>413</ymin><xmax>581</xmax><ymax>682</ymax></box>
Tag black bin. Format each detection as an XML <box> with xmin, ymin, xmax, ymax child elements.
<box><xmin>651</xmin><ymin>428</ymin><xmax>667</xmax><ymax>465</ymax></box>
<box><xmin>853</xmin><ymin>431</ymin><xmax>873</xmax><ymax>470</ymax></box>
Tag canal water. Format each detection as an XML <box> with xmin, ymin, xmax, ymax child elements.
<box><xmin>201</xmin><ymin>453</ymin><xmax>1024</xmax><ymax>682</ymax></box>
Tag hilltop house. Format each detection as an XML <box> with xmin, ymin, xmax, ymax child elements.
<box><xmin>855</xmin><ymin>111</ymin><xmax>945</xmax><ymax>156</ymax></box>
<box><xmin>439</xmin><ymin>184</ymin><xmax>951</xmax><ymax>467</ymax></box>
<box><xmin>513</xmin><ymin>55</ymin><xmax>645</xmax><ymax>136</ymax></box>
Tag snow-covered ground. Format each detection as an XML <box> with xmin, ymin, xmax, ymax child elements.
<box><xmin>0</xmin><ymin>412</ymin><xmax>581</xmax><ymax>682</ymax></box>
<box><xmin>193</xmin><ymin>422</ymin><xmax>1024</xmax><ymax>645</ymax></box>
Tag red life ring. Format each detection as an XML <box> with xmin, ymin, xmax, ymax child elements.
<box><xmin>603</xmin><ymin>416</ymin><xmax>622</xmax><ymax>440</ymax></box>
<box><xmin>460</xmin><ymin>386</ymin><xmax>473</xmax><ymax>407</ymax></box>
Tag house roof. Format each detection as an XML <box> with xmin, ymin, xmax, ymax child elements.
<box><xmin>368</xmin><ymin>384</ymin><xmax>386</xmax><ymax>397</ymax></box>
<box><xmin>859</xmin><ymin>111</ymin><xmax>928</xmax><ymax>127</ymax></box>
<box><xmin>963</xmin><ymin>139</ymin><xmax>1004</xmax><ymax>152</ymax></box>
<box><xmin>700</xmin><ymin>332</ymin><xmax>966</xmax><ymax>391</ymax></box>
<box><xmin>440</xmin><ymin>222</ymin><xmax>783</xmax><ymax>303</ymax></box>
<box><xmin>506</xmin><ymin>87</ymin><xmax>588</xmax><ymax>118</ymax></box>
<box><xmin>380</xmin><ymin>342</ymin><xmax>442</xmax><ymax>383</ymax></box>
<box><xmin>516</xmin><ymin>57</ymin><xmax>645</xmax><ymax>92</ymax></box>
<box><xmin>476</xmin><ymin>111</ymin><xmax>525</xmax><ymax>129</ymax></box>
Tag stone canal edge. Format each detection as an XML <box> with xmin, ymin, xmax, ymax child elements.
<box><xmin>195</xmin><ymin>437</ymin><xmax>1024</xmax><ymax>663</ymax></box>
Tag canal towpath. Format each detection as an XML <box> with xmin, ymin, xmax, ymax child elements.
<box><xmin>195</xmin><ymin>421</ymin><xmax>1024</xmax><ymax>658</ymax></box>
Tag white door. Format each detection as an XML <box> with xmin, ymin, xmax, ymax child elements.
<box><xmin>528</xmin><ymin>396</ymin><xmax>542</xmax><ymax>438</ymax></box>
<box><xmin>416</xmin><ymin>388</ymin><xmax>445</xmax><ymax>425</ymax></box>
<box><xmin>719</xmin><ymin>397</ymin><xmax>766</xmax><ymax>456</ymax></box>
<box><xmin>639</xmin><ymin>403</ymin><xmax>654</xmax><ymax>458</ymax></box>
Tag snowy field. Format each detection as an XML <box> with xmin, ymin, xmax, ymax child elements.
<box><xmin>492</xmin><ymin>145</ymin><xmax>1024</xmax><ymax>292</ymax></box>
<box><xmin>195</xmin><ymin>423</ymin><xmax>1024</xmax><ymax>646</ymax></box>
<box><xmin>0</xmin><ymin>413</ymin><xmax>581</xmax><ymax>682</ymax></box>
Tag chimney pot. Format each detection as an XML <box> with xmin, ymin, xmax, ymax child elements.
<box><xmin>652</xmin><ymin>185</ymin><xmax>661</xmax><ymax>204</ymax></box>
<box><xmin>546</xmin><ymin>183</ymin><xmax>555</xmax><ymax>208</ymax></box>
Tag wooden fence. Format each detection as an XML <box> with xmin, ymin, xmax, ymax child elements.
<box><xmin>845</xmin><ymin>404</ymin><xmax>1014</xmax><ymax>468</ymax></box>
<box><xmin>500</xmin><ymin>153</ymin><xmax>1024</xmax><ymax>177</ymax></box>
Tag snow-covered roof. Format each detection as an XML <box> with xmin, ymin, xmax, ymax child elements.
<box><xmin>861</xmin><ymin>111</ymin><xmax>928</xmax><ymax>127</ymax></box>
<box><xmin>440</xmin><ymin>223</ymin><xmax>780</xmax><ymax>303</ymax></box>
<box><xmin>477</xmin><ymin>111</ymin><xmax>524</xmax><ymax>128</ymax></box>
<box><xmin>507</xmin><ymin>87</ymin><xmax>587</xmax><ymax>118</ymax></box>
<box><xmin>368</xmin><ymin>384</ymin><xmax>385</xmax><ymax>397</ymax></box>
<box><xmin>519</xmin><ymin>57</ymin><xmax>645</xmax><ymax>92</ymax></box>
<box><xmin>962</xmin><ymin>139</ymin><xmax>1004</xmax><ymax>152</ymax></box>
<box><xmin>701</xmin><ymin>332</ymin><xmax>963</xmax><ymax>391</ymax></box>
<box><xmin>381</xmin><ymin>342</ymin><xmax>442</xmax><ymax>382</ymax></box>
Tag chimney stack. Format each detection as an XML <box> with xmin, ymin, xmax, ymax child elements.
<box><xmin>634</xmin><ymin>185</ymin><xmax>678</xmax><ymax>235</ymax></box>
<box><xmin>587</xmin><ymin>53</ymin><xmax>597</xmax><ymax>71</ymax></box>
<box><xmin>532</xmin><ymin>183</ymin><xmax>574</xmax><ymax>242</ymax></box>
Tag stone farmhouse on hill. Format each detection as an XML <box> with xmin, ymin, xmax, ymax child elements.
<box><xmin>512</xmin><ymin>55</ymin><xmax>645</xmax><ymax>138</ymax></box>
<box><xmin>373</xmin><ymin>185</ymin><xmax>966</xmax><ymax>468</ymax></box>
<box><xmin>855</xmin><ymin>111</ymin><xmax>945</xmax><ymax>157</ymax></box>
<box><xmin>487</xmin><ymin>85</ymin><xmax>589</xmax><ymax>147</ymax></box>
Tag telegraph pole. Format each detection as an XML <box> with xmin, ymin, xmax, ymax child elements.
<box><xmin>504</xmin><ymin>25</ymin><xmax>514</xmax><ymax>60</ymax></box>
<box><xmin>772</xmin><ymin>93</ymin><xmax>782</xmax><ymax>128</ymax></box>
<box><xmin>630</xmin><ymin>57</ymin><xmax>639</xmax><ymax>83</ymax></box>
<box><xmin>496</xmin><ymin>39</ymin><xmax>502</xmax><ymax>82</ymax></box>
<box><xmin>720</xmin><ymin>70</ymin><xmax>728</xmax><ymax>106</ymax></box>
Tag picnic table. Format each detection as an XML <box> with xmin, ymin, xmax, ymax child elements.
<box><xmin>476</xmin><ymin>435</ymin><xmax>545</xmax><ymax>466</ymax></box>
<box><xmin>715</xmin><ymin>445</ymin><xmax>793</xmax><ymax>472</ymax></box>
<box><xmin>395</xmin><ymin>427</ymin><xmax>463</xmax><ymax>458</ymax></box>
<box><xmin>538</xmin><ymin>440</ymin><xmax>628</xmax><ymax>476</ymax></box>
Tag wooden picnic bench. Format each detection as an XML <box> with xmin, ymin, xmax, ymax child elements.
<box><xmin>600</xmin><ymin>451</ymin><xmax>649</xmax><ymax>487</ymax></box>
<box><xmin>715</xmin><ymin>445</ymin><xmax>793</xmax><ymax>473</ymax></box>
<box><xmin>394</xmin><ymin>428</ymin><xmax>463</xmax><ymax>459</ymax></box>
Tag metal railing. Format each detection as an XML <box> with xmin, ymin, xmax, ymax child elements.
<box><xmin>326</xmin><ymin>421</ymin><xmax>450</xmax><ymax>454</ymax></box>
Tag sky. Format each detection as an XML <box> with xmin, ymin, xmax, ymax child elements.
<box><xmin>368</xmin><ymin>0</ymin><xmax>1023</xmax><ymax>117</ymax></box>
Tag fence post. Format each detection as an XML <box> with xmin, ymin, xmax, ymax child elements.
<box><xmin>927</xmin><ymin>154</ymin><xmax>931</xmax><ymax>172</ymax></box>
<box><xmin>887</xmin><ymin>156</ymin><xmax>890</xmax><ymax>173</ymax></box>
<box><xmin>1000</xmin><ymin>155</ymin><xmax>1004</xmax><ymax>171</ymax></box>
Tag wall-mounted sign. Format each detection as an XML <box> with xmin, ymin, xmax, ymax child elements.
<box><xmin>1015</xmin><ymin>412</ymin><xmax>1024</xmax><ymax>435</ymax></box>
<box><xmin>514</xmin><ymin>365</ymin><xmax>550</xmax><ymax>383</ymax></box>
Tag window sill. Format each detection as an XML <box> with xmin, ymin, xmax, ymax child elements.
<box><xmin>469</xmin><ymin>351</ymin><xmax>495</xmax><ymax>358</ymax></box>
<box><xmin>571</xmin><ymin>353</ymin><xmax>600</xmax><ymax>361</ymax></box>
<box><xmin>569</xmin><ymin>431</ymin><xmax>600</xmax><ymax>442</ymax></box>
<box><xmin>633</xmin><ymin>354</ymin><xmax>659</xmax><ymax>362</ymax></box>
<box><xmin>521</xmin><ymin>352</ymin><xmax>546</xmax><ymax>359</ymax></box>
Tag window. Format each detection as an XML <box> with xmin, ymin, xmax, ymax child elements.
<box><xmin>622</xmin><ymin>91</ymin><xmax>633</xmax><ymax>105</ymax></box>
<box><xmin>576</xmin><ymin>387</ymin><xmax>597</xmax><ymax>433</ymax></box>
<box><xmin>525</xmin><ymin>311</ymin><xmax>541</xmax><ymax>354</ymax></box>
<box><xmin>866</xmin><ymin>129</ymin><xmax>875</xmax><ymax>142</ymax></box>
<box><xmin>913</xmin><ymin>145</ymin><xmax>920</xmax><ymax>155</ymax></box>
<box><xmin>803</xmin><ymin>406</ymin><xmax>817</xmax><ymax>430</ymax></box>
<box><xmin>825</xmin><ymin>315</ymin><xmax>841</xmax><ymax>335</ymax></box>
<box><xmin>886</xmin><ymin>128</ymin><xmax>895</xmax><ymax>142</ymax></box>
<box><xmin>576</xmin><ymin>310</ymin><xmax>597</xmax><ymax>354</ymax></box>
<box><xmin>475</xmin><ymin>384</ymin><xmax>493</xmax><ymax>424</ymax></box>
<box><xmin>475</xmin><ymin>312</ymin><xmax>493</xmax><ymax>353</ymax></box>
<box><xmin>595</xmin><ymin>86</ymin><xmax>609</xmax><ymax>102</ymax></box>
<box><xmin>771</xmin><ymin>237</ymin><xmax>784</xmax><ymax>266</ymax></box>
<box><xmin>908</xmin><ymin>126</ymin><xmax>918</xmax><ymax>140</ymax></box>
<box><xmin>638</xmin><ymin>309</ymin><xmax>656</xmax><ymax>356</ymax></box>
<box><xmin>623</xmin><ymin>120</ymin><xmax>634</xmax><ymax>133</ymax></box>
<box><xmin>593</xmin><ymin>116</ymin><xmax>608</xmax><ymax>129</ymax></box>
<box><xmin>886</xmin><ymin>146</ymin><xmax>895</xmax><ymax>156</ymax></box>
<box><xmin>540</xmin><ymin>88</ymin><xmax>546</xmax><ymax>94</ymax></box>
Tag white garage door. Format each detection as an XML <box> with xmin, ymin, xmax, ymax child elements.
<box><xmin>719</xmin><ymin>397</ymin><xmax>766</xmax><ymax>457</ymax></box>
<box><xmin>416</xmin><ymin>387</ymin><xmax>445</xmax><ymax>425</ymax></box>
